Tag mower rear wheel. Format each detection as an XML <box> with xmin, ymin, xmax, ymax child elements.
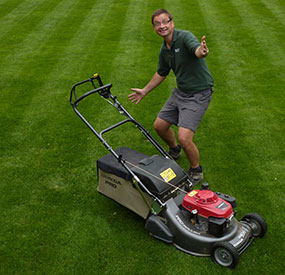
<box><xmin>242</xmin><ymin>213</ymin><xmax>267</xmax><ymax>238</ymax></box>
<box><xmin>211</xmin><ymin>241</ymin><xmax>239</xmax><ymax>268</ymax></box>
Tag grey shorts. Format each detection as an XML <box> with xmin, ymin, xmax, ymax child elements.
<box><xmin>158</xmin><ymin>87</ymin><xmax>213</xmax><ymax>132</ymax></box>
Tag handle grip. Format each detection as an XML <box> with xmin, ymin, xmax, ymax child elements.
<box><xmin>69</xmin><ymin>73</ymin><xmax>112</xmax><ymax>107</ymax></box>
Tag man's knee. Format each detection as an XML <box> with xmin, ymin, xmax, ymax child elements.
<box><xmin>154</xmin><ymin>117</ymin><xmax>170</xmax><ymax>133</ymax></box>
<box><xmin>153</xmin><ymin>118</ymin><xmax>160</xmax><ymax>132</ymax></box>
<box><xmin>178</xmin><ymin>127</ymin><xmax>195</xmax><ymax>146</ymax></box>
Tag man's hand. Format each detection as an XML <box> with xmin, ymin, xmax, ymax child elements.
<box><xmin>128</xmin><ymin>88</ymin><xmax>146</xmax><ymax>104</ymax></box>
<box><xmin>128</xmin><ymin>72</ymin><xmax>166</xmax><ymax>104</ymax></box>
<box><xmin>195</xmin><ymin>35</ymin><xmax>209</xmax><ymax>58</ymax></box>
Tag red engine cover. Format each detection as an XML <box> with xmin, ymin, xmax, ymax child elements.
<box><xmin>182</xmin><ymin>190</ymin><xmax>233</xmax><ymax>218</ymax></box>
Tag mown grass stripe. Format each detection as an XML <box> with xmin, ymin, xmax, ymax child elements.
<box><xmin>102</xmin><ymin>0</ymin><xmax>177</xmax><ymax>156</ymax></box>
<box><xmin>95</xmin><ymin>0</ymin><xmax>148</xmax><ymax>133</ymax></box>
<box><xmin>0</xmin><ymin>0</ymin><xmax>93</xmax><ymax>219</ymax></box>
<box><xmin>165</xmin><ymin>0</ymin><xmax>183</xmax><ymax>26</ymax></box>
<box><xmin>0</xmin><ymin>0</ymin><xmax>81</xmax><ymax>73</ymax></box>
<box><xmin>0</xmin><ymin>0</ymin><xmax>82</xmax><ymax>141</ymax></box>
<box><xmin>0</xmin><ymin>0</ymin><xmax>120</xmax><ymax>196</ymax></box>
<box><xmin>260</xmin><ymin>0</ymin><xmax>285</xmax><ymax>26</ymax></box>
<box><xmin>196</xmin><ymin>6</ymin><xmax>284</xmax><ymax>256</ymax></box>
<box><xmin>0</xmin><ymin>1</ymin><xmax>124</xmax><ymax>272</ymax></box>
<box><xmin>195</xmin><ymin>0</ymin><xmax>266</xmax><ymax>189</ymax></box>
<box><xmin>0</xmin><ymin>0</ymin><xmax>52</xmax><ymax>39</ymax></box>
<box><xmin>31</xmin><ymin>3</ymin><xmax>154</xmax><ymax>269</ymax></box>
<box><xmin>25</xmin><ymin>0</ymin><xmax>120</xmax><ymax>170</ymax></box>
<box><xmin>166</xmin><ymin>0</ymin><xmax>208</xmax><ymax>36</ymax></box>
<box><xmin>176</xmin><ymin>0</ymin><xmax>245</xmax><ymax>174</ymax></box>
<box><xmin>23</xmin><ymin>0</ymin><xmax>131</xmax><ymax>185</ymax></box>
<box><xmin>105</xmin><ymin>0</ymin><xmax>164</xmax><ymax>96</ymax></box>
<box><xmin>71</xmin><ymin>0</ymin><xmax>137</xmax><ymax>158</ymax></box>
<box><xmin>198</xmin><ymin>0</ymin><xmax>284</xmax><ymax>117</ymax></box>
<box><xmin>195</xmin><ymin>4</ymin><xmax>284</xmax><ymax>269</ymax></box>
<box><xmin>108</xmin><ymin>0</ymin><xmax>150</xmax><ymax>83</ymax></box>
<box><xmin>231</xmin><ymin>0</ymin><xmax>284</xmax><ymax>69</ymax></box>
<box><xmin>229</xmin><ymin>0</ymin><xmax>285</xmax><ymax>149</ymax></box>
<box><xmin>0</xmin><ymin>0</ymin><xmax>98</xmax><ymax>208</ymax></box>
<box><xmin>0</xmin><ymin>0</ymin><xmax>26</xmax><ymax>20</ymax></box>
<box><xmin>126</xmin><ymin>0</ymin><xmax>169</xmax><ymax>151</ymax></box>
<box><xmin>0</xmin><ymin>0</ymin><xmax>117</xmax><ymax>172</ymax></box>
<box><xmin>0</xmin><ymin>0</ymin><xmax>82</xmax><ymax>127</ymax></box>
<box><xmin>93</xmin><ymin>0</ymin><xmax>161</xmax><ymax>156</ymax></box>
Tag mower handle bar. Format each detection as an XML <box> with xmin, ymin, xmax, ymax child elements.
<box><xmin>70</xmin><ymin>74</ymin><xmax>112</xmax><ymax>107</ymax></box>
<box><xmin>70</xmin><ymin>74</ymin><xmax>168</xmax><ymax>156</ymax></box>
<box><xmin>69</xmin><ymin>74</ymin><xmax>193</xmax><ymax>206</ymax></box>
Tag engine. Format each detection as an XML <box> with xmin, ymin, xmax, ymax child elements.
<box><xmin>182</xmin><ymin>189</ymin><xmax>235</xmax><ymax>237</ymax></box>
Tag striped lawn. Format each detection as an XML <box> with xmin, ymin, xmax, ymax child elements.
<box><xmin>0</xmin><ymin>0</ymin><xmax>284</xmax><ymax>274</ymax></box>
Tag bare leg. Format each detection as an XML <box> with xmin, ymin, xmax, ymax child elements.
<box><xmin>178</xmin><ymin>127</ymin><xmax>199</xmax><ymax>168</ymax></box>
<box><xmin>154</xmin><ymin>117</ymin><xmax>177</xmax><ymax>148</ymax></box>
<box><xmin>154</xmin><ymin>118</ymin><xmax>200</xmax><ymax>168</ymax></box>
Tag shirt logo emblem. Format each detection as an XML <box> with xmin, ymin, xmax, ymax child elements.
<box><xmin>175</xmin><ymin>48</ymin><xmax>180</xmax><ymax>53</ymax></box>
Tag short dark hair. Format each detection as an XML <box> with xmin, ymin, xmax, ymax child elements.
<box><xmin>151</xmin><ymin>9</ymin><xmax>173</xmax><ymax>24</ymax></box>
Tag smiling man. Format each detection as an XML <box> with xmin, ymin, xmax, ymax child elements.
<box><xmin>128</xmin><ymin>9</ymin><xmax>214</xmax><ymax>184</ymax></box>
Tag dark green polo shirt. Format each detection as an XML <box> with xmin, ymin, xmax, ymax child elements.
<box><xmin>157</xmin><ymin>29</ymin><xmax>214</xmax><ymax>94</ymax></box>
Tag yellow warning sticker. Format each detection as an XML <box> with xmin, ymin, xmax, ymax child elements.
<box><xmin>188</xmin><ymin>190</ymin><xmax>198</xmax><ymax>197</ymax></box>
<box><xmin>160</xmin><ymin>168</ymin><xmax>176</xmax><ymax>182</ymax></box>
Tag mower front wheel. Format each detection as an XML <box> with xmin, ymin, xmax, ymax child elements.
<box><xmin>242</xmin><ymin>213</ymin><xmax>267</xmax><ymax>238</ymax></box>
<box><xmin>211</xmin><ymin>241</ymin><xmax>239</xmax><ymax>268</ymax></box>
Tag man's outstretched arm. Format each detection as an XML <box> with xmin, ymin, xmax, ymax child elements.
<box><xmin>129</xmin><ymin>72</ymin><xmax>166</xmax><ymax>104</ymax></box>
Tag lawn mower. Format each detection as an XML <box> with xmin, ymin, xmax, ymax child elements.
<box><xmin>69</xmin><ymin>74</ymin><xmax>267</xmax><ymax>268</ymax></box>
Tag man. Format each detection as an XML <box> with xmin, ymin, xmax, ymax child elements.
<box><xmin>128</xmin><ymin>9</ymin><xmax>213</xmax><ymax>184</ymax></box>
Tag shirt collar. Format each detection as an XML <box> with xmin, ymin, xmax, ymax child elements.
<box><xmin>163</xmin><ymin>29</ymin><xmax>178</xmax><ymax>50</ymax></box>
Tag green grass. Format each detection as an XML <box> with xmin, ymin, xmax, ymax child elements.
<box><xmin>0</xmin><ymin>0</ymin><xmax>284</xmax><ymax>274</ymax></box>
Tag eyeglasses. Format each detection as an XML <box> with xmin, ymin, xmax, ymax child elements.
<box><xmin>153</xmin><ymin>18</ymin><xmax>172</xmax><ymax>27</ymax></box>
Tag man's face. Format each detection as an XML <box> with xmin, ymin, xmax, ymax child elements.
<box><xmin>153</xmin><ymin>13</ymin><xmax>174</xmax><ymax>38</ymax></box>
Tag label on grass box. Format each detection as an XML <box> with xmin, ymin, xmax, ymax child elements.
<box><xmin>160</xmin><ymin>168</ymin><xmax>176</xmax><ymax>182</ymax></box>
